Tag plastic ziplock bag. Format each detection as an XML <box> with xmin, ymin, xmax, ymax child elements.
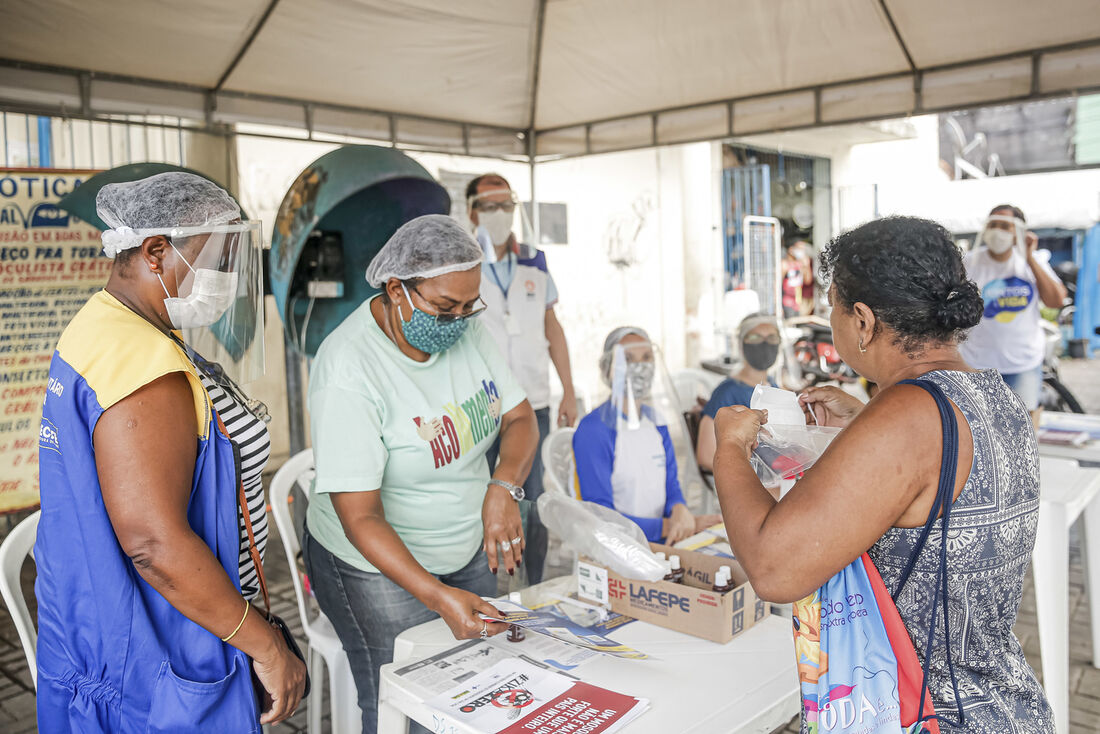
<box><xmin>537</xmin><ymin>492</ymin><xmax>667</xmax><ymax>582</ymax></box>
<box><xmin>751</xmin><ymin>424</ymin><xmax>842</xmax><ymax>487</ymax></box>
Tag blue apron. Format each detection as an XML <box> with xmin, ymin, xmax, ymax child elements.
<box><xmin>35</xmin><ymin>291</ymin><xmax>260</xmax><ymax>734</ymax></box>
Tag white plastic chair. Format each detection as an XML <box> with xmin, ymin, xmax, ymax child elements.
<box><xmin>670</xmin><ymin>368</ymin><xmax>724</xmax><ymax>413</ymax></box>
<box><xmin>541</xmin><ymin>427</ymin><xmax>577</xmax><ymax>498</ymax></box>
<box><xmin>540</xmin><ymin>428</ymin><xmax>577</xmax><ymax>569</ymax></box>
<box><xmin>269</xmin><ymin>449</ymin><xmax>359</xmax><ymax>734</ymax></box>
<box><xmin>0</xmin><ymin>510</ymin><xmax>40</xmax><ymax>689</ymax></box>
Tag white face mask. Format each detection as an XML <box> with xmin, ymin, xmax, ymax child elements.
<box><xmin>983</xmin><ymin>228</ymin><xmax>1015</xmax><ymax>255</ymax></box>
<box><xmin>158</xmin><ymin>245</ymin><xmax>239</xmax><ymax>329</ymax></box>
<box><xmin>477</xmin><ymin>209</ymin><xmax>514</xmax><ymax>246</ymax></box>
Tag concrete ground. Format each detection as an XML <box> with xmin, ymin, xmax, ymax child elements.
<box><xmin>1</xmin><ymin>357</ymin><xmax>1097</xmax><ymax>733</ymax></box>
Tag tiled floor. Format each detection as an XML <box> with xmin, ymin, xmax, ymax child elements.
<box><xmin>2</xmin><ymin>358</ymin><xmax>1098</xmax><ymax>733</ymax></box>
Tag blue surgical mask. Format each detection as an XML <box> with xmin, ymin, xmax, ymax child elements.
<box><xmin>399</xmin><ymin>282</ymin><xmax>469</xmax><ymax>353</ymax></box>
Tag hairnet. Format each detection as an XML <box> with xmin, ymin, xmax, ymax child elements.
<box><xmin>738</xmin><ymin>313</ymin><xmax>778</xmax><ymax>343</ymax></box>
<box><xmin>366</xmin><ymin>214</ymin><xmax>483</xmax><ymax>287</ymax></box>
<box><xmin>598</xmin><ymin>326</ymin><xmax>651</xmax><ymax>380</ymax></box>
<box><xmin>95</xmin><ymin>172</ymin><xmax>241</xmax><ymax>257</ymax></box>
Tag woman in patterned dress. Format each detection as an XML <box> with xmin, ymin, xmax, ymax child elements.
<box><xmin>712</xmin><ymin>216</ymin><xmax>1054</xmax><ymax>733</ymax></box>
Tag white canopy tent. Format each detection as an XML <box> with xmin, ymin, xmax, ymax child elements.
<box><xmin>1</xmin><ymin>0</ymin><xmax>1100</xmax><ymax>161</ymax></box>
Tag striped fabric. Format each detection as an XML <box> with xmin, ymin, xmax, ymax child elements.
<box><xmin>199</xmin><ymin>373</ymin><xmax>270</xmax><ymax>600</ymax></box>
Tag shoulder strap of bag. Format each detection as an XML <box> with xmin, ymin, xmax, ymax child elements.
<box><xmin>891</xmin><ymin>378</ymin><xmax>959</xmax><ymax>600</ymax></box>
<box><xmin>214</xmin><ymin>409</ymin><xmax>272</xmax><ymax>616</ymax></box>
<box><xmin>894</xmin><ymin>377</ymin><xmax>966</xmax><ymax>730</ymax></box>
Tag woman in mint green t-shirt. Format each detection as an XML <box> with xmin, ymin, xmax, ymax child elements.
<box><xmin>302</xmin><ymin>215</ymin><xmax>538</xmax><ymax>733</ymax></box>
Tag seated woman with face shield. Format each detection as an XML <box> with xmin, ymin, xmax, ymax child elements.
<box><xmin>695</xmin><ymin>314</ymin><xmax>780</xmax><ymax>472</ymax></box>
<box><xmin>573</xmin><ymin>328</ymin><xmax>721</xmax><ymax>545</ymax></box>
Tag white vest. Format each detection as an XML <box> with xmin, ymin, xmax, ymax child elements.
<box><xmin>611</xmin><ymin>416</ymin><xmax>667</xmax><ymax>520</ymax></box>
<box><xmin>480</xmin><ymin>247</ymin><xmax>552</xmax><ymax>409</ymax></box>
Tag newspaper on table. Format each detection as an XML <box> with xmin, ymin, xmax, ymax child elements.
<box><xmin>393</xmin><ymin>639</ymin><xmax>519</xmax><ymax>693</ymax></box>
<box><xmin>480</xmin><ymin>600</ymin><xmax>649</xmax><ymax>660</ymax></box>
<box><xmin>428</xmin><ymin>658</ymin><xmax>648</xmax><ymax>734</ymax></box>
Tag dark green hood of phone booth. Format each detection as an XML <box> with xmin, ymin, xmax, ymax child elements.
<box><xmin>56</xmin><ymin>163</ymin><xmax>257</xmax><ymax>362</ymax></box>
<box><xmin>56</xmin><ymin>163</ymin><xmax>247</xmax><ymax>230</ymax></box>
<box><xmin>270</xmin><ymin>145</ymin><xmax>450</xmax><ymax>357</ymax></box>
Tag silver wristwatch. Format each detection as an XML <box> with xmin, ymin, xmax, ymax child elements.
<box><xmin>488</xmin><ymin>479</ymin><xmax>525</xmax><ymax>502</ymax></box>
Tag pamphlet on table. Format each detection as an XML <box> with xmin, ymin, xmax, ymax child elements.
<box><xmin>427</xmin><ymin>658</ymin><xmax>649</xmax><ymax>734</ymax></box>
<box><xmin>480</xmin><ymin>600</ymin><xmax>649</xmax><ymax>660</ymax></box>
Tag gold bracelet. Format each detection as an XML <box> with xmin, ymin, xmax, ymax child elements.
<box><xmin>221</xmin><ymin>599</ymin><xmax>250</xmax><ymax>643</ymax></box>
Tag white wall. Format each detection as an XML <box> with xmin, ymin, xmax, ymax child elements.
<box><xmin>234</xmin><ymin>134</ymin><xmax>718</xmax><ymax>417</ymax></box>
<box><xmin>532</xmin><ymin>144</ymin><xmax>716</xmax><ymax>405</ymax></box>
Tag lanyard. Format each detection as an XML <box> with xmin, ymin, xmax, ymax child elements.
<box><xmin>488</xmin><ymin>255</ymin><xmax>515</xmax><ymax>309</ymax></box>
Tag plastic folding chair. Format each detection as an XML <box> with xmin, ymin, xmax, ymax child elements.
<box><xmin>269</xmin><ymin>450</ymin><xmax>359</xmax><ymax>734</ymax></box>
<box><xmin>0</xmin><ymin>510</ymin><xmax>40</xmax><ymax>689</ymax></box>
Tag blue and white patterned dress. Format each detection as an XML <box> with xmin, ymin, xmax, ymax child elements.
<box><xmin>867</xmin><ymin>370</ymin><xmax>1054</xmax><ymax>733</ymax></box>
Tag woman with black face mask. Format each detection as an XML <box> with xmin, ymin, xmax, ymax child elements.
<box><xmin>695</xmin><ymin>314</ymin><xmax>780</xmax><ymax>473</ymax></box>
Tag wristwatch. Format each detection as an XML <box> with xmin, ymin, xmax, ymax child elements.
<box><xmin>488</xmin><ymin>479</ymin><xmax>525</xmax><ymax>502</ymax></box>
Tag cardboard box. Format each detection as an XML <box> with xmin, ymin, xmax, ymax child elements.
<box><xmin>576</xmin><ymin>543</ymin><xmax>768</xmax><ymax>644</ymax></box>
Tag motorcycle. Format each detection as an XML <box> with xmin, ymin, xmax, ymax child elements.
<box><xmin>1038</xmin><ymin>260</ymin><xmax>1086</xmax><ymax>414</ymax></box>
<box><xmin>1040</xmin><ymin>319</ymin><xmax>1085</xmax><ymax>413</ymax></box>
<box><xmin>785</xmin><ymin>316</ymin><xmax>859</xmax><ymax>388</ymax></box>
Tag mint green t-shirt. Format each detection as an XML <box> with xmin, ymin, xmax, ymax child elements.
<box><xmin>306</xmin><ymin>297</ymin><xmax>527</xmax><ymax>575</ymax></box>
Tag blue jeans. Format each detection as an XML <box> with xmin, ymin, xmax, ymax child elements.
<box><xmin>1001</xmin><ymin>365</ymin><xmax>1043</xmax><ymax>411</ymax></box>
<box><xmin>486</xmin><ymin>406</ymin><xmax>550</xmax><ymax>584</ymax></box>
<box><xmin>302</xmin><ymin>527</ymin><xmax>496</xmax><ymax>734</ymax></box>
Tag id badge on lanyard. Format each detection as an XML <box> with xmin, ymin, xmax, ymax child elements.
<box><xmin>491</xmin><ymin>258</ymin><xmax>522</xmax><ymax>335</ymax></box>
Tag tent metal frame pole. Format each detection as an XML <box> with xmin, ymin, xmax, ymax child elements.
<box><xmin>0</xmin><ymin>57</ymin><xmax>521</xmax><ymax>136</ymax></box>
<box><xmin>215</xmin><ymin>0</ymin><xmax>282</xmax><ymax>92</ymax></box>
<box><xmin>5</xmin><ymin>33</ymin><xmax>1100</xmax><ymax>163</ymax></box>
<box><xmin>0</xmin><ymin>102</ymin><xmax>531</xmax><ymax>162</ymax></box>
<box><xmin>537</xmin><ymin>78</ymin><xmax>1100</xmax><ymax>163</ymax></box>
<box><xmin>525</xmin><ymin>0</ymin><xmax>549</xmax><ymax>241</ymax></box>
<box><xmin>877</xmin><ymin>0</ymin><xmax>917</xmax><ymax>72</ymax></box>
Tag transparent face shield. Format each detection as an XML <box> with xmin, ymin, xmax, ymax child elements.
<box><xmin>163</xmin><ymin>221</ymin><xmax>266</xmax><ymax>385</ymax></box>
<box><xmin>467</xmin><ymin>187</ymin><xmax>536</xmax><ymax>262</ymax></box>
<box><xmin>976</xmin><ymin>214</ymin><xmax>1026</xmax><ymax>256</ymax></box>
<box><xmin>597</xmin><ymin>340</ymin><xmax>709</xmax><ymax>509</ymax></box>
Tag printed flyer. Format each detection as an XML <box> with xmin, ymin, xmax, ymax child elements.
<box><xmin>428</xmin><ymin>658</ymin><xmax>648</xmax><ymax>734</ymax></box>
<box><xmin>482</xmin><ymin>600</ymin><xmax>649</xmax><ymax>660</ymax></box>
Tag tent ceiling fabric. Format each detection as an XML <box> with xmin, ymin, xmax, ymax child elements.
<box><xmin>534</xmin><ymin>0</ymin><xmax>912</xmax><ymax>130</ymax></box>
<box><xmin>0</xmin><ymin>0</ymin><xmax>271</xmax><ymax>87</ymax></box>
<box><xmin>224</xmin><ymin>0</ymin><xmax>538</xmax><ymax>129</ymax></box>
<box><xmin>1</xmin><ymin>0</ymin><xmax>1099</xmax><ymax>156</ymax></box>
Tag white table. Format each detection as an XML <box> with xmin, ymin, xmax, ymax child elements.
<box><xmin>377</xmin><ymin>579</ymin><xmax>800</xmax><ymax>734</ymax></box>
<box><xmin>1032</xmin><ymin>456</ymin><xmax>1100</xmax><ymax>734</ymax></box>
<box><xmin>1038</xmin><ymin>412</ymin><xmax>1100</xmax><ymax>466</ymax></box>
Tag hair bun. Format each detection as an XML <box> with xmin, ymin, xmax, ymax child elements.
<box><xmin>935</xmin><ymin>281</ymin><xmax>983</xmax><ymax>330</ymax></box>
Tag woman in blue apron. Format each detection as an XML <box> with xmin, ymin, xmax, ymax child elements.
<box><xmin>36</xmin><ymin>172</ymin><xmax>305</xmax><ymax>733</ymax></box>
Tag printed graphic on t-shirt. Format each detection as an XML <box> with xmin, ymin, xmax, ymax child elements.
<box><xmin>982</xmin><ymin>276</ymin><xmax>1035</xmax><ymax>323</ymax></box>
<box><xmin>414</xmin><ymin>379</ymin><xmax>503</xmax><ymax>469</ymax></box>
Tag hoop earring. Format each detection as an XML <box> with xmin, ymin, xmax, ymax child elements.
<box><xmin>858</xmin><ymin>339</ymin><xmax>867</xmax><ymax>354</ymax></box>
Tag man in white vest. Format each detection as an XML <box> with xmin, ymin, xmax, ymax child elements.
<box><xmin>468</xmin><ymin>173</ymin><xmax>578</xmax><ymax>584</ymax></box>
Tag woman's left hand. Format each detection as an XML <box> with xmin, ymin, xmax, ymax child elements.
<box><xmin>713</xmin><ymin>406</ymin><xmax>768</xmax><ymax>459</ymax></box>
<box><xmin>482</xmin><ymin>483</ymin><xmax>525</xmax><ymax>575</ymax></box>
